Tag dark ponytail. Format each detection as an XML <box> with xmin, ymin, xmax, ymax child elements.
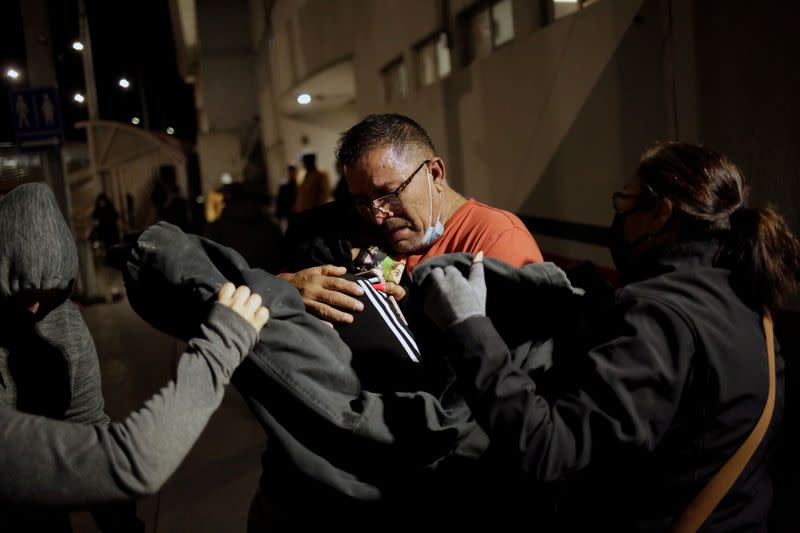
<box><xmin>719</xmin><ymin>205</ymin><xmax>800</xmax><ymax>311</ymax></box>
<box><xmin>638</xmin><ymin>142</ymin><xmax>800</xmax><ymax>311</ymax></box>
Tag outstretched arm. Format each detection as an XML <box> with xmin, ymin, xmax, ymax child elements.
<box><xmin>0</xmin><ymin>284</ymin><xmax>267</xmax><ymax>505</ymax></box>
<box><xmin>424</xmin><ymin>259</ymin><xmax>694</xmax><ymax>481</ymax></box>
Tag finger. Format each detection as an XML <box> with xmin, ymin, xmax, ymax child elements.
<box><xmin>319</xmin><ymin>265</ymin><xmax>348</xmax><ymax>277</ymax></box>
<box><xmin>252</xmin><ymin>306</ymin><xmax>270</xmax><ymax>330</ymax></box>
<box><xmin>217</xmin><ymin>282</ymin><xmax>236</xmax><ymax>304</ymax></box>
<box><xmin>443</xmin><ymin>265</ymin><xmax>464</xmax><ymax>280</ymax></box>
<box><xmin>315</xmin><ymin>288</ymin><xmax>364</xmax><ymax>312</ymax></box>
<box><xmin>305</xmin><ymin>300</ymin><xmax>354</xmax><ymax>324</ymax></box>
<box><xmin>473</xmin><ymin>250</ymin><xmax>484</xmax><ymax>263</ymax></box>
<box><xmin>430</xmin><ymin>267</ymin><xmax>445</xmax><ymax>286</ymax></box>
<box><xmin>323</xmin><ymin>277</ymin><xmax>364</xmax><ymax>296</ymax></box>
<box><xmin>384</xmin><ymin>282</ymin><xmax>406</xmax><ymax>301</ymax></box>
<box><xmin>468</xmin><ymin>259</ymin><xmax>485</xmax><ymax>287</ymax></box>
<box><xmin>231</xmin><ymin>285</ymin><xmax>251</xmax><ymax>310</ymax></box>
<box><xmin>243</xmin><ymin>292</ymin><xmax>262</xmax><ymax>318</ymax></box>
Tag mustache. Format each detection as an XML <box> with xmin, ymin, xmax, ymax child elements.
<box><xmin>381</xmin><ymin>218</ymin><xmax>411</xmax><ymax>233</ymax></box>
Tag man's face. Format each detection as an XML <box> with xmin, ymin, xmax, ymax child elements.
<box><xmin>346</xmin><ymin>145</ymin><xmax>445</xmax><ymax>255</ymax></box>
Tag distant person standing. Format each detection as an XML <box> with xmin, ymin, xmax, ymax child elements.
<box><xmin>204</xmin><ymin>183</ymin><xmax>283</xmax><ymax>272</ymax></box>
<box><xmin>332</xmin><ymin>160</ymin><xmax>352</xmax><ymax>207</ymax></box>
<box><xmin>151</xmin><ymin>172</ymin><xmax>190</xmax><ymax>230</ymax></box>
<box><xmin>276</xmin><ymin>165</ymin><xmax>299</xmax><ymax>231</ymax></box>
<box><xmin>295</xmin><ymin>153</ymin><xmax>331</xmax><ymax>213</ymax></box>
<box><xmin>91</xmin><ymin>193</ymin><xmax>120</xmax><ymax>249</ymax></box>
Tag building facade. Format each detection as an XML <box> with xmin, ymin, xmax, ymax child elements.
<box><xmin>171</xmin><ymin>0</ymin><xmax>800</xmax><ymax>270</ymax></box>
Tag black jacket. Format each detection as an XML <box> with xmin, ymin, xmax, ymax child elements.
<box><xmin>417</xmin><ymin>240</ymin><xmax>785</xmax><ymax>532</ymax></box>
<box><xmin>122</xmin><ymin>223</ymin><xmax>586</xmax><ymax>527</ymax></box>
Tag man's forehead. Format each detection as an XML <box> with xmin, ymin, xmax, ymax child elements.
<box><xmin>345</xmin><ymin>145</ymin><xmax>420</xmax><ymax>189</ymax></box>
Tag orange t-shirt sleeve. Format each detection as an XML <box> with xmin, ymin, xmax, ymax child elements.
<box><xmin>483</xmin><ymin>226</ymin><xmax>544</xmax><ymax>267</ymax></box>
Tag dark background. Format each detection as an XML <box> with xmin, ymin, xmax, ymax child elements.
<box><xmin>0</xmin><ymin>0</ymin><xmax>196</xmax><ymax>143</ymax></box>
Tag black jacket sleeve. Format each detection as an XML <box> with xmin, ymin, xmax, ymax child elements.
<box><xmin>444</xmin><ymin>294</ymin><xmax>696</xmax><ymax>481</ymax></box>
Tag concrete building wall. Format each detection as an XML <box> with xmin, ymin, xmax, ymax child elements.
<box><xmin>196</xmin><ymin>55</ymin><xmax>257</xmax><ymax>133</ymax></box>
<box><xmin>193</xmin><ymin>0</ymin><xmax>257</xmax><ymax>193</ymax></box>
<box><xmin>692</xmin><ymin>0</ymin><xmax>800</xmax><ymax>237</ymax></box>
<box><xmin>196</xmin><ymin>133</ymin><xmax>243</xmax><ymax>192</ymax></box>
<box><xmin>283</xmin><ymin>104</ymin><xmax>359</xmax><ymax>173</ymax></box>
<box><xmin>522</xmin><ymin>0</ymin><xmax>672</xmax><ymax>266</ymax></box>
<box><xmin>182</xmin><ymin>0</ymin><xmax>800</xmax><ymax>272</ymax></box>
<box><xmin>349</xmin><ymin>0</ymin><xmax>643</xmax><ymax>237</ymax></box>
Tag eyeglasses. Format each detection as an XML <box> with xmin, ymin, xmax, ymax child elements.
<box><xmin>612</xmin><ymin>185</ymin><xmax>657</xmax><ymax>215</ymax></box>
<box><xmin>354</xmin><ymin>159</ymin><xmax>430</xmax><ymax>220</ymax></box>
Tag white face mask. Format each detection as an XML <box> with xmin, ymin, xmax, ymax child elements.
<box><xmin>420</xmin><ymin>167</ymin><xmax>444</xmax><ymax>246</ymax></box>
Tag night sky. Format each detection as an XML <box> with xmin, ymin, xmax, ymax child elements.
<box><xmin>0</xmin><ymin>0</ymin><xmax>196</xmax><ymax>144</ymax></box>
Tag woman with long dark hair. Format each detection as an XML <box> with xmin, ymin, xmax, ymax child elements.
<box><xmin>423</xmin><ymin>142</ymin><xmax>799</xmax><ymax>531</ymax></box>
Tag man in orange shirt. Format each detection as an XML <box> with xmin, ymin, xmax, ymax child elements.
<box><xmin>279</xmin><ymin>113</ymin><xmax>542</xmax><ymax>324</ymax></box>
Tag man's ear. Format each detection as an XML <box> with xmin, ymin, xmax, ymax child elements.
<box><xmin>430</xmin><ymin>158</ymin><xmax>446</xmax><ymax>192</ymax></box>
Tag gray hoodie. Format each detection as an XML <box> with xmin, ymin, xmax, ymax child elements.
<box><xmin>0</xmin><ymin>183</ymin><xmax>108</xmax><ymax>423</ymax></box>
<box><xmin>0</xmin><ymin>184</ymin><xmax>259</xmax><ymax>519</ymax></box>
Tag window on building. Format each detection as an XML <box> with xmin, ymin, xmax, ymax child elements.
<box><xmin>552</xmin><ymin>0</ymin><xmax>599</xmax><ymax>21</ymax></box>
<box><xmin>465</xmin><ymin>0</ymin><xmax>515</xmax><ymax>64</ymax></box>
<box><xmin>382</xmin><ymin>58</ymin><xmax>408</xmax><ymax>104</ymax></box>
<box><xmin>416</xmin><ymin>33</ymin><xmax>452</xmax><ymax>87</ymax></box>
<box><xmin>491</xmin><ymin>0</ymin><xmax>514</xmax><ymax>47</ymax></box>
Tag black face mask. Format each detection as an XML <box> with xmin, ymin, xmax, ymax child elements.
<box><xmin>0</xmin><ymin>285</ymin><xmax>72</xmax><ymax>329</ymax></box>
<box><xmin>0</xmin><ymin>303</ymin><xmax>38</xmax><ymax>332</ymax></box>
<box><xmin>609</xmin><ymin>211</ymin><xmax>676</xmax><ymax>283</ymax></box>
<box><xmin>609</xmin><ymin>212</ymin><xmax>645</xmax><ymax>279</ymax></box>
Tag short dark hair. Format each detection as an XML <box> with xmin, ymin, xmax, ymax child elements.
<box><xmin>301</xmin><ymin>152</ymin><xmax>317</xmax><ymax>169</ymax></box>
<box><xmin>336</xmin><ymin>113</ymin><xmax>435</xmax><ymax>167</ymax></box>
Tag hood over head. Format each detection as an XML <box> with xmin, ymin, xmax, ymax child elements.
<box><xmin>0</xmin><ymin>182</ymin><xmax>78</xmax><ymax>302</ymax></box>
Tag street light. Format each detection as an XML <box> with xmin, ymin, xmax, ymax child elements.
<box><xmin>5</xmin><ymin>68</ymin><xmax>21</xmax><ymax>80</ymax></box>
<box><xmin>72</xmin><ymin>41</ymin><xmax>84</xmax><ymax>51</ymax></box>
<box><xmin>166</xmin><ymin>127</ymin><xmax>175</xmax><ymax>135</ymax></box>
<box><xmin>73</xmin><ymin>93</ymin><xmax>85</xmax><ymax>104</ymax></box>
<box><xmin>131</xmin><ymin>117</ymin><xmax>140</xmax><ymax>125</ymax></box>
<box><xmin>118</xmin><ymin>77</ymin><xmax>131</xmax><ymax>89</ymax></box>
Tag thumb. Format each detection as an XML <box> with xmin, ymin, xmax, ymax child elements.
<box><xmin>468</xmin><ymin>256</ymin><xmax>485</xmax><ymax>289</ymax></box>
<box><xmin>430</xmin><ymin>267</ymin><xmax>446</xmax><ymax>287</ymax></box>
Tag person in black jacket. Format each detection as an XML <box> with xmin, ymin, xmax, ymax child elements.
<box><xmin>423</xmin><ymin>142</ymin><xmax>800</xmax><ymax>532</ymax></box>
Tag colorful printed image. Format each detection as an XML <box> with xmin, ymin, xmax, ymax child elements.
<box><xmin>380</xmin><ymin>256</ymin><xmax>405</xmax><ymax>284</ymax></box>
<box><xmin>353</xmin><ymin>245</ymin><xmax>405</xmax><ymax>283</ymax></box>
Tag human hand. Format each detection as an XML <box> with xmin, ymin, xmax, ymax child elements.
<box><xmin>216</xmin><ymin>282</ymin><xmax>270</xmax><ymax>332</ymax></box>
<box><xmin>383</xmin><ymin>281</ymin><xmax>407</xmax><ymax>301</ymax></box>
<box><xmin>278</xmin><ymin>265</ymin><xmax>364</xmax><ymax>325</ymax></box>
<box><xmin>424</xmin><ymin>252</ymin><xmax>486</xmax><ymax>330</ymax></box>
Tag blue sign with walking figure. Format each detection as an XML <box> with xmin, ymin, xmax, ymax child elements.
<box><xmin>9</xmin><ymin>86</ymin><xmax>64</xmax><ymax>150</ymax></box>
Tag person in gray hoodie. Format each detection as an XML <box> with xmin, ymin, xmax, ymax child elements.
<box><xmin>0</xmin><ymin>183</ymin><xmax>268</xmax><ymax>529</ymax></box>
